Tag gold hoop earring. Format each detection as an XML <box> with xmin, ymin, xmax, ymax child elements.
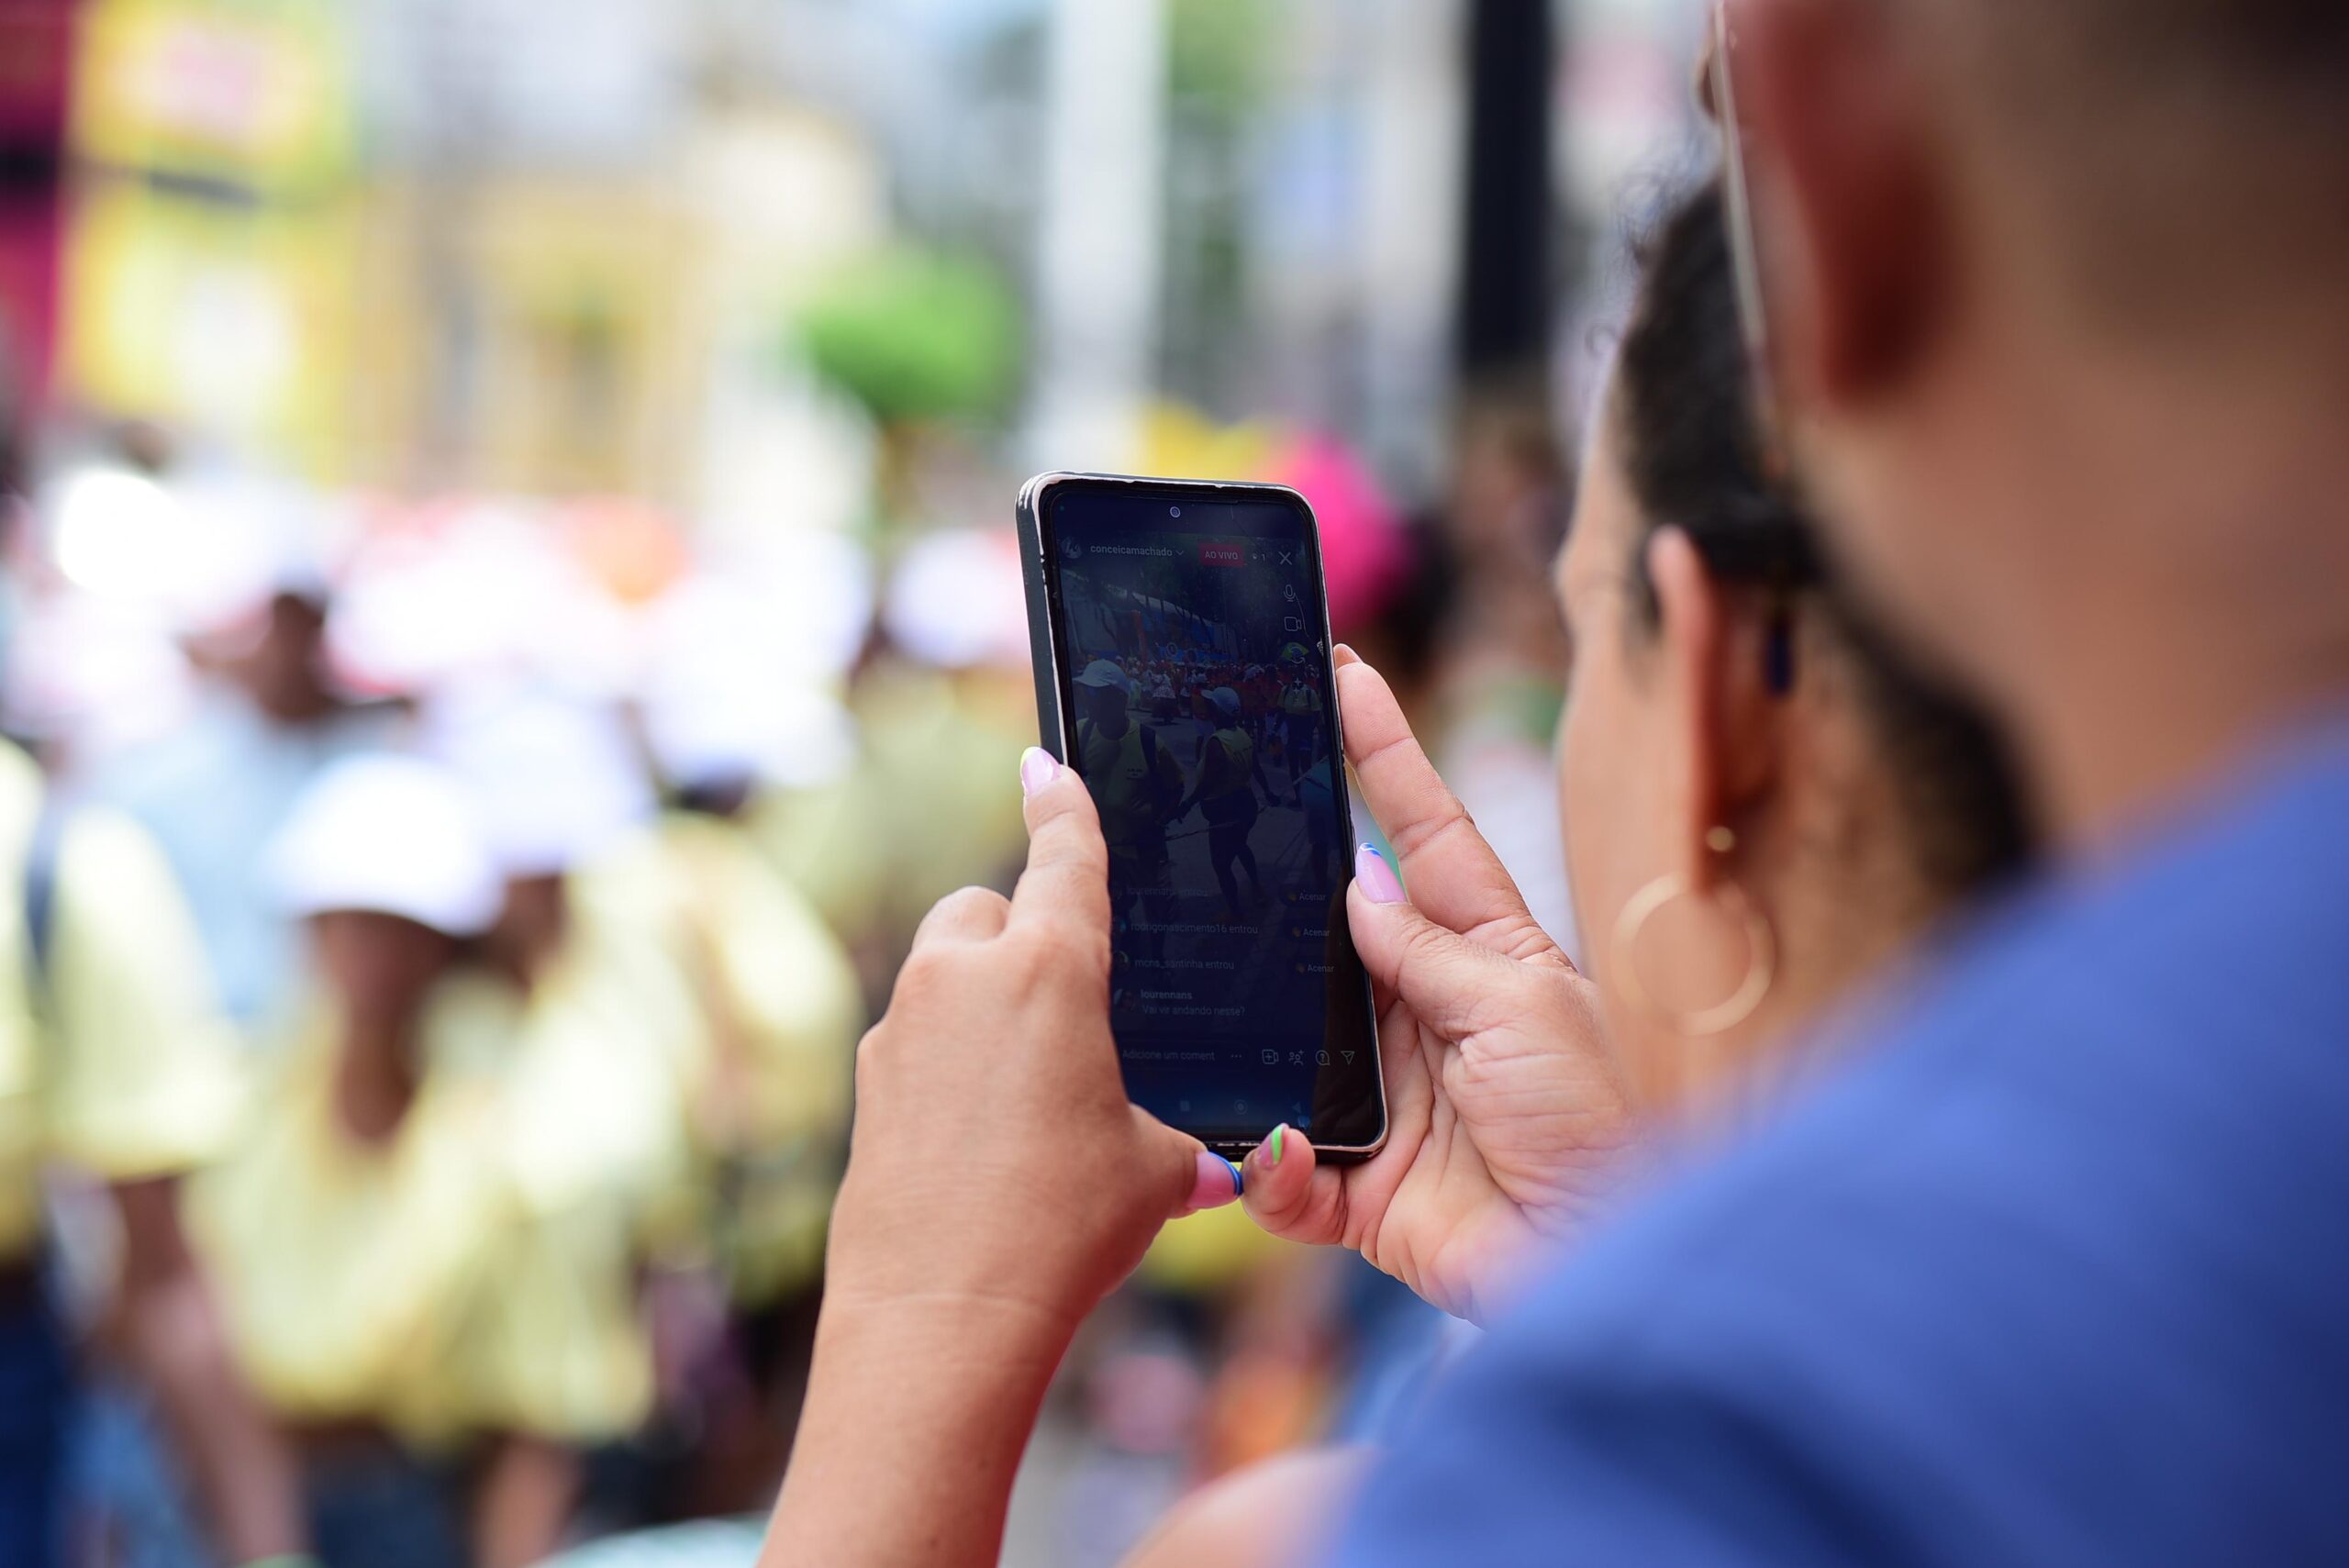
<box><xmin>1609</xmin><ymin>873</ymin><xmax>1776</xmax><ymax>1038</ymax></box>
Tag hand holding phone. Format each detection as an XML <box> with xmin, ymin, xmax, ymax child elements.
<box><xmin>768</xmin><ymin>751</ymin><xmax>1249</xmax><ymax>1567</ymax></box>
<box><xmin>1235</xmin><ymin>651</ymin><xmax>1642</xmax><ymax>1323</ymax></box>
<box><xmin>828</xmin><ymin>762</ymin><xmax>1245</xmax><ymax>1323</ymax></box>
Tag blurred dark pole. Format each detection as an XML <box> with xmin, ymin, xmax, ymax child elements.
<box><xmin>0</xmin><ymin>0</ymin><xmax>75</xmax><ymax>412</ymax></box>
<box><xmin>1455</xmin><ymin>0</ymin><xmax>1553</xmax><ymax>388</ymax></box>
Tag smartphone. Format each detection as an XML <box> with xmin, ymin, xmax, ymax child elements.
<box><xmin>1017</xmin><ymin>473</ymin><xmax>1386</xmax><ymax>1163</ymax></box>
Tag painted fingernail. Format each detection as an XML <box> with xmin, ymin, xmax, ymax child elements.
<box><xmin>1188</xmin><ymin>1151</ymin><xmax>1244</xmax><ymax>1210</ymax></box>
<box><xmin>1262</xmin><ymin>1124</ymin><xmax>1287</xmax><ymax>1168</ymax></box>
<box><xmin>1354</xmin><ymin>843</ymin><xmax>1405</xmax><ymax>905</ymax></box>
<box><xmin>1019</xmin><ymin>747</ymin><xmax>1061</xmax><ymax>798</ymax></box>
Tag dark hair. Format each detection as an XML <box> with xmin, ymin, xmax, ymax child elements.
<box><xmin>1612</xmin><ymin>179</ymin><xmax>2034</xmax><ymax>895</ymax></box>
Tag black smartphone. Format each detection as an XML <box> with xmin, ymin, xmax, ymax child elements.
<box><xmin>1016</xmin><ymin>472</ymin><xmax>1386</xmax><ymax>1163</ymax></box>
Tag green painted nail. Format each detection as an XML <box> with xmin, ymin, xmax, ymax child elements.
<box><xmin>1268</xmin><ymin>1125</ymin><xmax>1286</xmax><ymax>1166</ymax></box>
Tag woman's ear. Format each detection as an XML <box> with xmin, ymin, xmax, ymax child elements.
<box><xmin>1734</xmin><ymin>0</ymin><xmax>1946</xmax><ymax>406</ymax></box>
<box><xmin>1647</xmin><ymin>528</ymin><xmax>1779</xmax><ymax>890</ymax></box>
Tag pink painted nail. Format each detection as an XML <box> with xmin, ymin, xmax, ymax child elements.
<box><xmin>1019</xmin><ymin>747</ymin><xmax>1062</xmax><ymax>798</ymax></box>
<box><xmin>1354</xmin><ymin>843</ymin><xmax>1405</xmax><ymax>905</ymax></box>
<box><xmin>1186</xmin><ymin>1151</ymin><xmax>1244</xmax><ymax>1211</ymax></box>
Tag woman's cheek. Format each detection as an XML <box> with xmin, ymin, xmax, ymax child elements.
<box><xmin>1556</xmin><ymin>670</ymin><xmax>1625</xmax><ymax>974</ymax></box>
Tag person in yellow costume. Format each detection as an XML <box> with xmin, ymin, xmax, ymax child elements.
<box><xmin>638</xmin><ymin>681</ymin><xmax>861</xmax><ymax>1306</ymax></box>
<box><xmin>620</xmin><ymin>678</ymin><xmax>866</xmax><ymax>1512</ymax></box>
<box><xmin>0</xmin><ymin>740</ymin><xmax>308</xmax><ymax>1568</ymax></box>
<box><xmin>194</xmin><ymin>754</ymin><xmax>654</xmax><ymax>1568</ymax></box>
<box><xmin>425</xmin><ymin>684</ymin><xmax>698</xmax><ymax>1242</ymax></box>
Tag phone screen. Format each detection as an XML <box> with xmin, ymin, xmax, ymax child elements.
<box><xmin>1037</xmin><ymin>480</ymin><xmax>1383</xmax><ymax>1153</ymax></box>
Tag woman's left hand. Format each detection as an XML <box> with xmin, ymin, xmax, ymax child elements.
<box><xmin>1237</xmin><ymin>652</ymin><xmax>1641</xmax><ymax>1324</ymax></box>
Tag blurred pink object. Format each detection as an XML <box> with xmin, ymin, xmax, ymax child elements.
<box><xmin>1269</xmin><ymin>434</ymin><xmax>1412</xmax><ymax>638</ymax></box>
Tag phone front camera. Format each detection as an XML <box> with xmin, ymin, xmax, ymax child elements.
<box><xmin>1169</xmin><ymin>506</ymin><xmax>1182</xmax><ymax>518</ymax></box>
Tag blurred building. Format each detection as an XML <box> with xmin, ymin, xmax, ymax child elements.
<box><xmin>26</xmin><ymin>0</ymin><xmax>1712</xmax><ymax>517</ymax></box>
<box><xmin>56</xmin><ymin>0</ymin><xmax>359</xmax><ymax>470</ymax></box>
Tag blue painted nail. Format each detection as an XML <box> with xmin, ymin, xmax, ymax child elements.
<box><xmin>1354</xmin><ymin>842</ymin><xmax>1406</xmax><ymax>904</ymax></box>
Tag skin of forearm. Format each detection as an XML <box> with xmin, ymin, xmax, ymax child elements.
<box><xmin>473</xmin><ymin>1434</ymin><xmax>582</xmax><ymax>1568</ymax></box>
<box><xmin>114</xmin><ymin>1265</ymin><xmax>306</xmax><ymax>1562</ymax></box>
<box><xmin>760</xmin><ymin>1293</ymin><xmax>1071</xmax><ymax>1568</ymax></box>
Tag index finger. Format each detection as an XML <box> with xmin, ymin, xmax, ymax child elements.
<box><xmin>1010</xmin><ymin>747</ymin><xmax>1114</xmax><ymax>942</ymax></box>
<box><xmin>1335</xmin><ymin>655</ymin><xmax>1564</xmax><ymax>965</ymax></box>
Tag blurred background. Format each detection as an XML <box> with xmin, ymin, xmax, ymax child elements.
<box><xmin>0</xmin><ymin>1</ymin><xmax>1709</xmax><ymax>1564</ymax></box>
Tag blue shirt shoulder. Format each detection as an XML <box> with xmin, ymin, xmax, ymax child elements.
<box><xmin>1336</xmin><ymin>726</ymin><xmax>2349</xmax><ymax>1568</ymax></box>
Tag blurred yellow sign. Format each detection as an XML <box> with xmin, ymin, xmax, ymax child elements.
<box><xmin>60</xmin><ymin>0</ymin><xmax>356</xmax><ymax>470</ymax></box>
<box><xmin>60</xmin><ymin>179</ymin><xmax>355</xmax><ymax>469</ymax></box>
<box><xmin>72</xmin><ymin>0</ymin><xmax>351</xmax><ymax>195</ymax></box>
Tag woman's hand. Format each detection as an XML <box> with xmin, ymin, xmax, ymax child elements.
<box><xmin>766</xmin><ymin>752</ymin><xmax>1242</xmax><ymax>1568</ymax></box>
<box><xmin>827</xmin><ymin>748</ymin><xmax>1243</xmax><ymax>1331</ymax></box>
<box><xmin>1241</xmin><ymin>651</ymin><xmax>1640</xmax><ymax>1323</ymax></box>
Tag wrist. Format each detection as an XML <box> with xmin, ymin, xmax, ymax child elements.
<box><xmin>767</xmin><ymin>1290</ymin><xmax>1072</xmax><ymax>1567</ymax></box>
<box><xmin>816</xmin><ymin>1284</ymin><xmax>1078</xmax><ymax>1382</ymax></box>
<box><xmin>826</xmin><ymin>1169</ymin><xmax>1119</xmax><ymax>1341</ymax></box>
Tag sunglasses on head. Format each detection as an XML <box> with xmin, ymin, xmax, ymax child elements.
<box><xmin>1708</xmin><ymin>1</ymin><xmax>1789</xmax><ymax>476</ymax></box>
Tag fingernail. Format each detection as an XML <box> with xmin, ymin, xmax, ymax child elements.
<box><xmin>1354</xmin><ymin>843</ymin><xmax>1405</xmax><ymax>904</ymax></box>
<box><xmin>1261</xmin><ymin>1124</ymin><xmax>1287</xmax><ymax>1168</ymax></box>
<box><xmin>1188</xmin><ymin>1151</ymin><xmax>1244</xmax><ymax>1210</ymax></box>
<box><xmin>1019</xmin><ymin>747</ymin><xmax>1061</xmax><ymax>798</ymax></box>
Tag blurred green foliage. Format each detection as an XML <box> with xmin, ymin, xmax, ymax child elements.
<box><xmin>794</xmin><ymin>249</ymin><xmax>1021</xmax><ymax>425</ymax></box>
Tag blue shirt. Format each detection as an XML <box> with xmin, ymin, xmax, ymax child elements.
<box><xmin>1337</xmin><ymin>721</ymin><xmax>2349</xmax><ymax>1568</ymax></box>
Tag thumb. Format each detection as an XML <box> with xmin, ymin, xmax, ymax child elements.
<box><xmin>1239</xmin><ymin>1122</ymin><xmax>1339</xmax><ymax>1244</ymax></box>
<box><xmin>1138</xmin><ymin>1109</ymin><xmax>1245</xmax><ymax>1218</ymax></box>
<box><xmin>1348</xmin><ymin>844</ymin><xmax>1520</xmax><ymax>1040</ymax></box>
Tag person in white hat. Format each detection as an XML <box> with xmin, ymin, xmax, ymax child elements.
<box><xmin>77</xmin><ymin>573</ymin><xmax>406</xmax><ymax>1030</ymax></box>
<box><xmin>420</xmin><ymin>685</ymin><xmax>655</xmax><ymax>988</ymax></box>
<box><xmin>194</xmin><ymin>753</ymin><xmax>659</xmax><ymax>1568</ymax></box>
<box><xmin>418</xmin><ymin>685</ymin><xmax>696</xmax><ymax>1207</ymax></box>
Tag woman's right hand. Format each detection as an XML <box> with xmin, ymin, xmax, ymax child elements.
<box><xmin>1241</xmin><ymin>651</ymin><xmax>1640</xmax><ymax>1323</ymax></box>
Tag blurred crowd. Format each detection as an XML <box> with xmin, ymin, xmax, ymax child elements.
<box><xmin>0</xmin><ymin>363</ymin><xmax>1580</xmax><ymax>1568</ymax></box>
